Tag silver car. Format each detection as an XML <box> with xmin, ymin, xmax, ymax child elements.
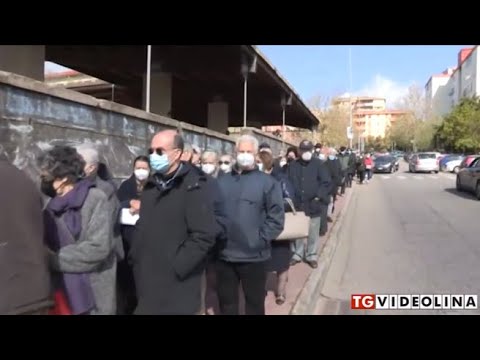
<box><xmin>409</xmin><ymin>152</ymin><xmax>440</xmax><ymax>173</ymax></box>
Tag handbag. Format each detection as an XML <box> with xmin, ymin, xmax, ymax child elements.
<box><xmin>48</xmin><ymin>289</ymin><xmax>72</xmax><ymax>315</ymax></box>
<box><xmin>275</xmin><ymin>198</ymin><xmax>310</xmax><ymax>241</ymax></box>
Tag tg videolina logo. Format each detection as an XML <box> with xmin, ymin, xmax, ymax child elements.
<box><xmin>351</xmin><ymin>294</ymin><xmax>478</xmax><ymax>310</ymax></box>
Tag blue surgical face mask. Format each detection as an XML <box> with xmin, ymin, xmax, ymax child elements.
<box><xmin>257</xmin><ymin>163</ymin><xmax>264</xmax><ymax>171</ymax></box>
<box><xmin>328</xmin><ymin>155</ymin><xmax>336</xmax><ymax>161</ymax></box>
<box><xmin>319</xmin><ymin>153</ymin><xmax>326</xmax><ymax>161</ymax></box>
<box><xmin>150</xmin><ymin>152</ymin><xmax>169</xmax><ymax>174</ymax></box>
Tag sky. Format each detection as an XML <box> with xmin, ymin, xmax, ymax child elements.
<box><xmin>45</xmin><ymin>45</ymin><xmax>472</xmax><ymax>108</ymax></box>
<box><xmin>258</xmin><ymin>45</ymin><xmax>472</xmax><ymax>107</ymax></box>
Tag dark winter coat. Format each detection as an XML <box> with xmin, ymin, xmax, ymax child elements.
<box><xmin>286</xmin><ymin>158</ymin><xmax>333</xmax><ymax>218</ymax></box>
<box><xmin>325</xmin><ymin>158</ymin><xmax>342</xmax><ymax>195</ymax></box>
<box><xmin>217</xmin><ymin>167</ymin><xmax>285</xmax><ymax>263</ymax></box>
<box><xmin>0</xmin><ymin>161</ymin><xmax>51</xmax><ymax>315</ymax></box>
<box><xmin>130</xmin><ymin>163</ymin><xmax>217</xmax><ymax>315</ymax></box>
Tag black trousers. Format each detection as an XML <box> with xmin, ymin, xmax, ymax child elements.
<box><xmin>319</xmin><ymin>204</ymin><xmax>329</xmax><ymax>236</ymax></box>
<box><xmin>345</xmin><ymin>172</ymin><xmax>353</xmax><ymax>188</ymax></box>
<box><xmin>216</xmin><ymin>260</ymin><xmax>267</xmax><ymax>315</ymax></box>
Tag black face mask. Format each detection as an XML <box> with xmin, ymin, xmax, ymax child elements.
<box><xmin>287</xmin><ymin>157</ymin><xmax>294</xmax><ymax>163</ymax></box>
<box><xmin>40</xmin><ymin>179</ymin><xmax>56</xmax><ymax>198</ymax></box>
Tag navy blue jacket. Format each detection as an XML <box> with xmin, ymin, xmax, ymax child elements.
<box><xmin>286</xmin><ymin>158</ymin><xmax>333</xmax><ymax>218</ymax></box>
<box><xmin>217</xmin><ymin>167</ymin><xmax>285</xmax><ymax>263</ymax></box>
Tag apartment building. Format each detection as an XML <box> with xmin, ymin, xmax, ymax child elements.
<box><xmin>425</xmin><ymin>46</ymin><xmax>479</xmax><ymax>117</ymax></box>
<box><xmin>354</xmin><ymin>109</ymin><xmax>407</xmax><ymax>138</ymax></box>
<box><xmin>332</xmin><ymin>96</ymin><xmax>406</xmax><ymax>138</ymax></box>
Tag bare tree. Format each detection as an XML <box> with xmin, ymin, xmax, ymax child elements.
<box><xmin>391</xmin><ymin>84</ymin><xmax>439</xmax><ymax>151</ymax></box>
<box><xmin>308</xmin><ymin>94</ymin><xmax>350</xmax><ymax>148</ymax></box>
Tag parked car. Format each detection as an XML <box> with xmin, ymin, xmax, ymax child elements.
<box><xmin>456</xmin><ymin>156</ymin><xmax>480</xmax><ymax>199</ymax></box>
<box><xmin>373</xmin><ymin>155</ymin><xmax>399</xmax><ymax>173</ymax></box>
<box><xmin>439</xmin><ymin>154</ymin><xmax>462</xmax><ymax>170</ymax></box>
<box><xmin>459</xmin><ymin>155</ymin><xmax>478</xmax><ymax>169</ymax></box>
<box><xmin>409</xmin><ymin>152</ymin><xmax>440</xmax><ymax>173</ymax></box>
<box><xmin>444</xmin><ymin>158</ymin><xmax>464</xmax><ymax>173</ymax></box>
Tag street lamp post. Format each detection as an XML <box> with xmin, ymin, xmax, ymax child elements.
<box><xmin>241</xmin><ymin>54</ymin><xmax>257</xmax><ymax>128</ymax></box>
<box><xmin>281</xmin><ymin>93</ymin><xmax>292</xmax><ymax>152</ymax></box>
<box><xmin>145</xmin><ymin>45</ymin><xmax>152</xmax><ymax>113</ymax></box>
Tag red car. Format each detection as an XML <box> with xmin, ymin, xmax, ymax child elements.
<box><xmin>460</xmin><ymin>155</ymin><xmax>479</xmax><ymax>169</ymax></box>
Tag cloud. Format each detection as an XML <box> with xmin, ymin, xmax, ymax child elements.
<box><xmin>342</xmin><ymin>74</ymin><xmax>412</xmax><ymax>108</ymax></box>
<box><xmin>44</xmin><ymin>61</ymin><xmax>71</xmax><ymax>74</ymax></box>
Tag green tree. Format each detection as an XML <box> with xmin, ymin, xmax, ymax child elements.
<box><xmin>365</xmin><ymin>136</ymin><xmax>389</xmax><ymax>152</ymax></box>
<box><xmin>436</xmin><ymin>97</ymin><xmax>480</xmax><ymax>153</ymax></box>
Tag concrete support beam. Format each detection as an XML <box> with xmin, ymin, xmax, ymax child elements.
<box><xmin>142</xmin><ymin>72</ymin><xmax>172</xmax><ymax>116</ymax></box>
<box><xmin>208</xmin><ymin>100</ymin><xmax>229</xmax><ymax>134</ymax></box>
<box><xmin>0</xmin><ymin>45</ymin><xmax>45</xmax><ymax>81</ymax></box>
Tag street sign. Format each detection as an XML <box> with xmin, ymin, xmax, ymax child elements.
<box><xmin>347</xmin><ymin>126</ymin><xmax>353</xmax><ymax>140</ymax></box>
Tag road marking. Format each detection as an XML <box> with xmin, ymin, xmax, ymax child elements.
<box><xmin>381</xmin><ymin>176</ymin><xmax>391</xmax><ymax>180</ymax></box>
<box><xmin>397</xmin><ymin>175</ymin><xmax>406</xmax><ymax>180</ymax></box>
<box><xmin>413</xmin><ymin>176</ymin><xmax>424</xmax><ymax>180</ymax></box>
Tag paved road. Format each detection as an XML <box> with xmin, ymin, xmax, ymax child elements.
<box><xmin>319</xmin><ymin>160</ymin><xmax>480</xmax><ymax>315</ymax></box>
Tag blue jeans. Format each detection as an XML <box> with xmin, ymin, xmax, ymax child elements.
<box><xmin>366</xmin><ymin>169</ymin><xmax>373</xmax><ymax>180</ymax></box>
<box><xmin>291</xmin><ymin>216</ymin><xmax>321</xmax><ymax>262</ymax></box>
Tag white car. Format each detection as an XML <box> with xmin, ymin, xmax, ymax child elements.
<box><xmin>445</xmin><ymin>159</ymin><xmax>463</xmax><ymax>173</ymax></box>
<box><xmin>409</xmin><ymin>152</ymin><xmax>440</xmax><ymax>173</ymax></box>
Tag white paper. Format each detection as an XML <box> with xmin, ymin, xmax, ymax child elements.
<box><xmin>120</xmin><ymin>208</ymin><xmax>140</xmax><ymax>226</ymax></box>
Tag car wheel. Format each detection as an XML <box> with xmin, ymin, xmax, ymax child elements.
<box><xmin>453</xmin><ymin>166</ymin><xmax>460</xmax><ymax>174</ymax></box>
<box><xmin>456</xmin><ymin>176</ymin><xmax>463</xmax><ymax>191</ymax></box>
<box><xmin>476</xmin><ymin>182</ymin><xmax>480</xmax><ymax>200</ymax></box>
<box><xmin>434</xmin><ymin>170</ymin><xmax>439</xmax><ymax>174</ymax></box>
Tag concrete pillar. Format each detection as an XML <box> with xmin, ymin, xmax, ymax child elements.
<box><xmin>0</xmin><ymin>45</ymin><xmax>45</xmax><ymax>81</ymax></box>
<box><xmin>207</xmin><ymin>100</ymin><xmax>229</xmax><ymax>134</ymax></box>
<box><xmin>142</xmin><ymin>72</ymin><xmax>172</xmax><ymax>116</ymax></box>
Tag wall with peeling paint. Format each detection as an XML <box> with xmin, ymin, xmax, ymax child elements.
<box><xmin>0</xmin><ymin>83</ymin><xmax>233</xmax><ymax>183</ymax></box>
<box><xmin>0</xmin><ymin>72</ymin><xmax>293</xmax><ymax>185</ymax></box>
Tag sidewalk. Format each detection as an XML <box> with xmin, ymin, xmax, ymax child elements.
<box><xmin>204</xmin><ymin>186</ymin><xmax>354</xmax><ymax>315</ymax></box>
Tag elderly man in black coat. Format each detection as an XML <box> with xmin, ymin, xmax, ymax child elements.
<box><xmin>286</xmin><ymin>140</ymin><xmax>333</xmax><ymax>268</ymax></box>
<box><xmin>130</xmin><ymin>130</ymin><xmax>218</xmax><ymax>315</ymax></box>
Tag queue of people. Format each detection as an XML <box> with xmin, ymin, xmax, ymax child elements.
<box><xmin>1</xmin><ymin>130</ymin><xmax>364</xmax><ymax>315</ymax></box>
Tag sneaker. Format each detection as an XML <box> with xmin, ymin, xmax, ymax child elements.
<box><xmin>290</xmin><ymin>258</ymin><xmax>301</xmax><ymax>266</ymax></box>
<box><xmin>275</xmin><ymin>295</ymin><xmax>286</xmax><ymax>305</ymax></box>
<box><xmin>307</xmin><ymin>260</ymin><xmax>318</xmax><ymax>269</ymax></box>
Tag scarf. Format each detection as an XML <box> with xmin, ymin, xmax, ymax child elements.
<box><xmin>45</xmin><ymin>178</ymin><xmax>96</xmax><ymax>315</ymax></box>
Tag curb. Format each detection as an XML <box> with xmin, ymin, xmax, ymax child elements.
<box><xmin>289</xmin><ymin>186</ymin><xmax>355</xmax><ymax>315</ymax></box>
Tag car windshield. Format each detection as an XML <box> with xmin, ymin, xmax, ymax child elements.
<box><xmin>376</xmin><ymin>156</ymin><xmax>394</xmax><ymax>163</ymax></box>
<box><xmin>418</xmin><ymin>153</ymin><xmax>436</xmax><ymax>159</ymax></box>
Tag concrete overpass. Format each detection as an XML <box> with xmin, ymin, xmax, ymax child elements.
<box><xmin>0</xmin><ymin>45</ymin><xmax>319</xmax><ymax>134</ymax></box>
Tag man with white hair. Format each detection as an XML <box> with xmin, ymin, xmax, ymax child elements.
<box><xmin>216</xmin><ymin>134</ymin><xmax>285</xmax><ymax>315</ymax></box>
<box><xmin>201</xmin><ymin>149</ymin><xmax>220</xmax><ymax>178</ymax></box>
<box><xmin>76</xmin><ymin>144</ymin><xmax>124</xmax><ymax>266</ymax></box>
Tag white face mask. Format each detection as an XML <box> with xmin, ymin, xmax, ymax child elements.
<box><xmin>302</xmin><ymin>151</ymin><xmax>313</xmax><ymax>161</ymax></box>
<box><xmin>280</xmin><ymin>160</ymin><xmax>287</xmax><ymax>168</ymax></box>
<box><xmin>318</xmin><ymin>153</ymin><xmax>326</xmax><ymax>161</ymax></box>
<box><xmin>236</xmin><ymin>153</ymin><xmax>255</xmax><ymax>168</ymax></box>
<box><xmin>134</xmin><ymin>168</ymin><xmax>150</xmax><ymax>181</ymax></box>
<box><xmin>257</xmin><ymin>163</ymin><xmax>264</xmax><ymax>171</ymax></box>
<box><xmin>220</xmin><ymin>164</ymin><xmax>231</xmax><ymax>173</ymax></box>
<box><xmin>201</xmin><ymin>163</ymin><xmax>216</xmax><ymax>175</ymax></box>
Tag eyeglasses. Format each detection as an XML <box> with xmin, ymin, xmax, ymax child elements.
<box><xmin>219</xmin><ymin>161</ymin><xmax>231</xmax><ymax>165</ymax></box>
<box><xmin>148</xmin><ymin>147</ymin><xmax>164</xmax><ymax>156</ymax></box>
